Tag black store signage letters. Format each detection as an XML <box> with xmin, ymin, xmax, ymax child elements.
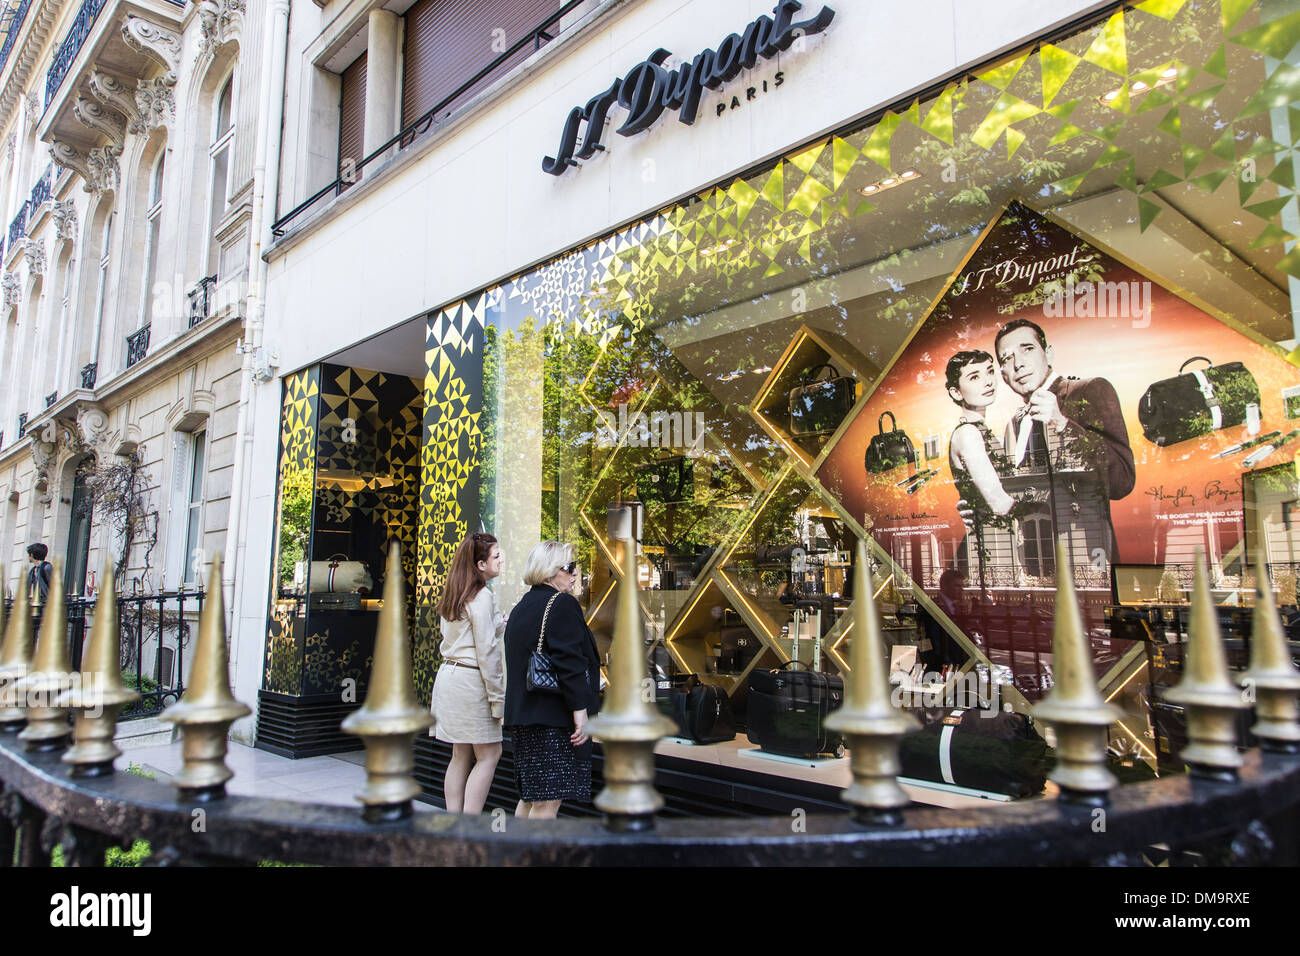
<box><xmin>543</xmin><ymin>1</ymin><xmax>836</xmax><ymax>175</ymax></box>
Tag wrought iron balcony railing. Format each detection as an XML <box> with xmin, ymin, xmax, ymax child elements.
<box><xmin>80</xmin><ymin>362</ymin><xmax>97</xmax><ymax>390</ymax></box>
<box><xmin>28</xmin><ymin>165</ymin><xmax>51</xmax><ymax>209</ymax></box>
<box><xmin>44</xmin><ymin>0</ymin><xmax>106</xmax><ymax>109</ymax></box>
<box><xmin>187</xmin><ymin>274</ymin><xmax>217</xmax><ymax>327</ymax></box>
<box><xmin>0</xmin><ymin>0</ymin><xmax>32</xmax><ymax>78</ymax></box>
<box><xmin>43</xmin><ymin>392</ymin><xmax>56</xmax><ymax>409</ymax></box>
<box><xmin>7</xmin><ymin>201</ymin><xmax>27</xmax><ymax>246</ymax></box>
<box><xmin>125</xmin><ymin>324</ymin><xmax>150</xmax><ymax>368</ymax></box>
<box><xmin>15</xmin><ymin>413</ymin><xmax>27</xmax><ymax>437</ymax></box>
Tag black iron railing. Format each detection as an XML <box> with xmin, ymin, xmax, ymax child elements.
<box><xmin>28</xmin><ymin>165</ymin><xmax>51</xmax><ymax>209</ymax></box>
<box><xmin>44</xmin><ymin>0</ymin><xmax>106</xmax><ymax>109</ymax></box>
<box><xmin>15</xmin><ymin>413</ymin><xmax>26</xmax><ymax>438</ymax></box>
<box><xmin>271</xmin><ymin>0</ymin><xmax>584</xmax><ymax>236</ymax></box>
<box><xmin>125</xmin><ymin>324</ymin><xmax>150</xmax><ymax>368</ymax></box>
<box><xmin>187</xmin><ymin>274</ymin><xmax>217</xmax><ymax>327</ymax></box>
<box><xmin>80</xmin><ymin>362</ymin><xmax>97</xmax><ymax>389</ymax></box>
<box><xmin>7</xmin><ymin>201</ymin><xmax>27</xmax><ymax>246</ymax></box>
<box><xmin>42</xmin><ymin>392</ymin><xmax>56</xmax><ymax>409</ymax></box>
<box><xmin>0</xmin><ymin>0</ymin><xmax>32</xmax><ymax>77</ymax></box>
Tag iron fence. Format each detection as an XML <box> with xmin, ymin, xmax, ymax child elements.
<box><xmin>187</xmin><ymin>274</ymin><xmax>217</xmax><ymax>327</ymax></box>
<box><xmin>7</xmin><ymin>200</ymin><xmax>26</xmax><ymax>246</ymax></box>
<box><xmin>125</xmin><ymin>324</ymin><xmax>150</xmax><ymax>368</ymax></box>
<box><xmin>0</xmin><ymin>0</ymin><xmax>31</xmax><ymax>76</ymax></box>
<box><xmin>44</xmin><ymin>0</ymin><xmax>105</xmax><ymax>109</ymax></box>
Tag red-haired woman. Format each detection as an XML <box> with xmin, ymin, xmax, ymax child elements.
<box><xmin>430</xmin><ymin>532</ymin><xmax>505</xmax><ymax>814</ymax></box>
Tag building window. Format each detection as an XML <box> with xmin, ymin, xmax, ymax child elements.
<box><xmin>183</xmin><ymin>430</ymin><xmax>206</xmax><ymax>586</ymax></box>
<box><xmin>141</xmin><ymin>151</ymin><xmax>165</xmax><ymax>327</ymax></box>
<box><xmin>207</xmin><ymin>76</ymin><xmax>234</xmax><ymax>278</ymax></box>
<box><xmin>338</xmin><ymin>52</ymin><xmax>367</xmax><ymax>191</ymax></box>
<box><xmin>1020</xmin><ymin>516</ymin><xmax>1055</xmax><ymax>579</ymax></box>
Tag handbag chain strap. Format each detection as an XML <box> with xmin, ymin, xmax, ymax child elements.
<box><xmin>535</xmin><ymin>592</ymin><xmax>561</xmax><ymax>654</ymax></box>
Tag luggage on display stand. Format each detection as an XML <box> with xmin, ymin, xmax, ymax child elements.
<box><xmin>897</xmin><ymin>708</ymin><xmax>1053</xmax><ymax>798</ymax></box>
<box><xmin>655</xmin><ymin>674</ymin><xmax>737</xmax><ymax>745</ymax></box>
<box><xmin>747</xmin><ymin>661</ymin><xmax>845</xmax><ymax>759</ymax></box>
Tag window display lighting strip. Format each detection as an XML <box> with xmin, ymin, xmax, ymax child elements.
<box><xmin>714</xmin><ymin>569</ymin><xmax>775</xmax><ymax>641</ymax></box>
<box><xmin>664</xmin><ymin>579</ymin><xmax>714</xmax><ymax>644</ymax></box>
<box><xmin>584</xmin><ymin>577</ymin><xmax>617</xmax><ymax>624</ymax></box>
<box><xmin>1114</xmin><ymin>720</ymin><xmax>1158</xmax><ymax>762</ymax></box>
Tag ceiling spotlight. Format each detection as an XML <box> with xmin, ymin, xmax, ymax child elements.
<box><xmin>858</xmin><ymin>170</ymin><xmax>923</xmax><ymax>198</ymax></box>
<box><xmin>861</xmin><ymin>184</ymin><xmax>880</xmax><ymax>194</ymax></box>
<box><xmin>1102</xmin><ymin>89</ymin><xmax>1121</xmax><ymax>102</ymax></box>
<box><xmin>901</xmin><ymin>169</ymin><xmax>919</xmax><ymax>179</ymax></box>
<box><xmin>1131</xmin><ymin>80</ymin><xmax>1149</xmax><ymax>92</ymax></box>
<box><xmin>1100</xmin><ymin>64</ymin><xmax>1178</xmax><ymax>105</ymax></box>
<box><xmin>1161</xmin><ymin>67</ymin><xmax>1178</xmax><ymax>79</ymax></box>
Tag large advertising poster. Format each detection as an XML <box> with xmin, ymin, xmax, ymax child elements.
<box><xmin>815</xmin><ymin>201</ymin><xmax>1300</xmax><ymax>696</ymax></box>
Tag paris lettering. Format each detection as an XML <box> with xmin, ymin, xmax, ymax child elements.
<box><xmin>542</xmin><ymin>1</ymin><xmax>835</xmax><ymax>175</ymax></box>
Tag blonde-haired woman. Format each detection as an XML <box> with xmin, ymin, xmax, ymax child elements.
<box><xmin>430</xmin><ymin>531</ymin><xmax>505</xmax><ymax>815</ymax></box>
<box><xmin>503</xmin><ymin>541</ymin><xmax>601</xmax><ymax>819</ymax></box>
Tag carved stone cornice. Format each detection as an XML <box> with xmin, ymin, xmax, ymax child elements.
<box><xmin>72</xmin><ymin>98</ymin><xmax>127</xmax><ymax>150</ymax></box>
<box><xmin>22</xmin><ymin>240</ymin><xmax>45</xmax><ymax>277</ymax></box>
<box><xmin>75</xmin><ymin>406</ymin><xmax>110</xmax><ymax>453</ymax></box>
<box><xmin>197</xmin><ymin>1</ymin><xmax>246</xmax><ymax>61</ymax></box>
<box><xmin>22</xmin><ymin>91</ymin><xmax>39</xmax><ymax>128</ymax></box>
<box><xmin>51</xmin><ymin>202</ymin><xmax>78</xmax><ymax>242</ymax></box>
<box><xmin>86</xmin><ymin>146</ymin><xmax>122</xmax><ymax>195</ymax></box>
<box><xmin>1</xmin><ymin>273</ymin><xmax>20</xmax><ymax>309</ymax></box>
<box><xmin>122</xmin><ymin>17</ymin><xmax>182</xmax><ymax>81</ymax></box>
<box><xmin>134</xmin><ymin>76</ymin><xmax>176</xmax><ymax>133</ymax></box>
<box><xmin>50</xmin><ymin>141</ymin><xmax>119</xmax><ymax>196</ymax></box>
<box><xmin>88</xmin><ymin>72</ymin><xmax>145</xmax><ymax>135</ymax></box>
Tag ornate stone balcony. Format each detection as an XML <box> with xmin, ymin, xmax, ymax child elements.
<box><xmin>38</xmin><ymin>0</ymin><xmax>187</xmax><ymax>195</ymax></box>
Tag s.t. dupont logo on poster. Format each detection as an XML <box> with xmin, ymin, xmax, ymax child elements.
<box><xmin>542</xmin><ymin>1</ymin><xmax>835</xmax><ymax>175</ymax></box>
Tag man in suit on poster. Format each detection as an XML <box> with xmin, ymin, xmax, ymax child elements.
<box><xmin>993</xmin><ymin>317</ymin><xmax>1136</xmax><ymax>562</ymax></box>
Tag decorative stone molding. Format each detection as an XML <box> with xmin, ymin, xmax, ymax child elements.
<box><xmin>2</xmin><ymin>273</ymin><xmax>20</xmax><ymax>309</ymax></box>
<box><xmin>31</xmin><ymin>436</ymin><xmax>56</xmax><ymax>487</ymax></box>
<box><xmin>23</xmin><ymin>239</ymin><xmax>45</xmax><ymax>277</ymax></box>
<box><xmin>53</xmin><ymin>141</ymin><xmax>121</xmax><ymax>196</ymax></box>
<box><xmin>134</xmin><ymin>77</ymin><xmax>176</xmax><ymax>133</ymax></box>
<box><xmin>122</xmin><ymin>17</ymin><xmax>182</xmax><ymax>81</ymax></box>
<box><xmin>4</xmin><ymin>133</ymin><xmax>14</xmax><ymax>165</ymax></box>
<box><xmin>88</xmin><ymin>72</ymin><xmax>145</xmax><ymax>135</ymax></box>
<box><xmin>51</xmin><ymin>201</ymin><xmax>78</xmax><ymax>242</ymax></box>
<box><xmin>197</xmin><ymin>1</ymin><xmax>246</xmax><ymax>60</ymax></box>
<box><xmin>76</xmin><ymin>406</ymin><xmax>110</xmax><ymax>453</ymax></box>
<box><xmin>73</xmin><ymin>98</ymin><xmax>127</xmax><ymax>150</ymax></box>
<box><xmin>23</xmin><ymin>92</ymin><xmax>40</xmax><ymax>128</ymax></box>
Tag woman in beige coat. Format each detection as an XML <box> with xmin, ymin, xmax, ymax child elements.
<box><xmin>430</xmin><ymin>532</ymin><xmax>506</xmax><ymax>814</ymax></box>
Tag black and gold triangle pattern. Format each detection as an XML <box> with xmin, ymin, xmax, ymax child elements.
<box><xmin>262</xmin><ymin>366</ymin><xmax>320</xmax><ymax>696</ymax></box>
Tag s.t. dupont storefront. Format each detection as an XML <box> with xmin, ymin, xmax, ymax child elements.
<box><xmin>247</xmin><ymin>0</ymin><xmax>1300</xmax><ymax>811</ymax></box>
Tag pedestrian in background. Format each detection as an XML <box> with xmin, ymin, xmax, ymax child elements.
<box><xmin>430</xmin><ymin>532</ymin><xmax>506</xmax><ymax>815</ymax></box>
<box><xmin>26</xmin><ymin>544</ymin><xmax>52</xmax><ymax>606</ymax></box>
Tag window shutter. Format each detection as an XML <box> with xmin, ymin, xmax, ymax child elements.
<box><xmin>338</xmin><ymin>51</ymin><xmax>368</xmax><ymax>188</ymax></box>
<box><xmin>402</xmin><ymin>0</ymin><xmax>560</xmax><ymax>130</ymax></box>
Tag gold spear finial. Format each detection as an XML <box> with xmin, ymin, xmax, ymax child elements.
<box><xmin>589</xmin><ymin>536</ymin><xmax>676</xmax><ymax>831</ymax></box>
<box><xmin>0</xmin><ymin>571</ymin><xmax>34</xmax><ymax>730</ymax></box>
<box><xmin>1033</xmin><ymin>540</ymin><xmax>1121</xmax><ymax>804</ymax></box>
<box><xmin>60</xmin><ymin>557</ymin><xmax>139</xmax><ymax>776</ymax></box>
<box><xmin>1164</xmin><ymin>548</ymin><xmax>1248</xmax><ymax>779</ymax></box>
<box><xmin>160</xmin><ymin>553</ymin><xmax>251</xmax><ymax>799</ymax></box>
<box><xmin>824</xmin><ymin>539</ymin><xmax>918</xmax><ymax>825</ymax></box>
<box><xmin>1241</xmin><ymin>536</ymin><xmax>1300</xmax><ymax>753</ymax></box>
<box><xmin>16</xmin><ymin>559</ymin><xmax>74</xmax><ymax>751</ymax></box>
<box><xmin>341</xmin><ymin>543</ymin><xmax>433</xmax><ymax>821</ymax></box>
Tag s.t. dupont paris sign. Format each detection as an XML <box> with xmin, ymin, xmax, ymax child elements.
<box><xmin>542</xmin><ymin>1</ymin><xmax>835</xmax><ymax>175</ymax></box>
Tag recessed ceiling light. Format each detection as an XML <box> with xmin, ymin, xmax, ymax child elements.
<box><xmin>858</xmin><ymin>170</ymin><xmax>923</xmax><ymax>198</ymax></box>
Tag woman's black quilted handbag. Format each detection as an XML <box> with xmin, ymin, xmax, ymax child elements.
<box><xmin>525</xmin><ymin>593</ymin><xmax>563</xmax><ymax>695</ymax></box>
<box><xmin>1138</xmin><ymin>356</ymin><xmax>1261</xmax><ymax>447</ymax></box>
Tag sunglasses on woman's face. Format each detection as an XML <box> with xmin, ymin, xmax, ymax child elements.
<box><xmin>560</xmin><ymin>561</ymin><xmax>579</xmax><ymax>575</ymax></box>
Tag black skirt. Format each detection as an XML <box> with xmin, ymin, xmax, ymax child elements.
<box><xmin>508</xmin><ymin>724</ymin><xmax>593</xmax><ymax>803</ymax></box>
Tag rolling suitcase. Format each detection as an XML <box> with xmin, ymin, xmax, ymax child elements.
<box><xmin>897</xmin><ymin>708</ymin><xmax>1052</xmax><ymax>797</ymax></box>
<box><xmin>747</xmin><ymin>661</ymin><xmax>845</xmax><ymax>758</ymax></box>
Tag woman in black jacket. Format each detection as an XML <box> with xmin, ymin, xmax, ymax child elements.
<box><xmin>503</xmin><ymin>541</ymin><xmax>601</xmax><ymax>819</ymax></box>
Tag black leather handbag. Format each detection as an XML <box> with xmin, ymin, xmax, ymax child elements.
<box><xmin>788</xmin><ymin>364</ymin><xmax>856</xmax><ymax>437</ymax></box>
<box><xmin>636</xmin><ymin>456</ymin><xmax>693</xmax><ymax>503</ymax></box>
<box><xmin>864</xmin><ymin>411</ymin><xmax>917</xmax><ymax>473</ymax></box>
<box><xmin>525</xmin><ymin>593</ymin><xmax>563</xmax><ymax>695</ymax></box>
<box><xmin>897</xmin><ymin>708</ymin><xmax>1052</xmax><ymax>797</ymax></box>
<box><xmin>1138</xmin><ymin>356</ymin><xmax>1261</xmax><ymax>447</ymax></box>
<box><xmin>747</xmin><ymin>661</ymin><xmax>844</xmax><ymax>758</ymax></box>
<box><xmin>655</xmin><ymin>674</ymin><xmax>737</xmax><ymax>743</ymax></box>
<box><xmin>719</xmin><ymin>609</ymin><xmax>762</xmax><ymax>672</ymax></box>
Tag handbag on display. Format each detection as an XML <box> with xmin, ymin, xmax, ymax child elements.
<box><xmin>864</xmin><ymin>412</ymin><xmax>917</xmax><ymax>473</ymax></box>
<box><xmin>308</xmin><ymin>554</ymin><xmax>374</xmax><ymax>594</ymax></box>
<box><xmin>1138</xmin><ymin>356</ymin><xmax>1261</xmax><ymax>447</ymax></box>
<box><xmin>525</xmin><ymin>592</ymin><xmax>564</xmax><ymax>695</ymax></box>
<box><xmin>747</xmin><ymin>661</ymin><xmax>845</xmax><ymax>758</ymax></box>
<box><xmin>636</xmin><ymin>456</ymin><xmax>693</xmax><ymax>504</ymax></box>
<box><xmin>897</xmin><ymin>708</ymin><xmax>1053</xmax><ymax>798</ymax></box>
<box><xmin>656</xmin><ymin>674</ymin><xmax>737</xmax><ymax>744</ymax></box>
<box><xmin>719</xmin><ymin>609</ymin><xmax>762</xmax><ymax>672</ymax></box>
<box><xmin>788</xmin><ymin>364</ymin><xmax>856</xmax><ymax>437</ymax></box>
